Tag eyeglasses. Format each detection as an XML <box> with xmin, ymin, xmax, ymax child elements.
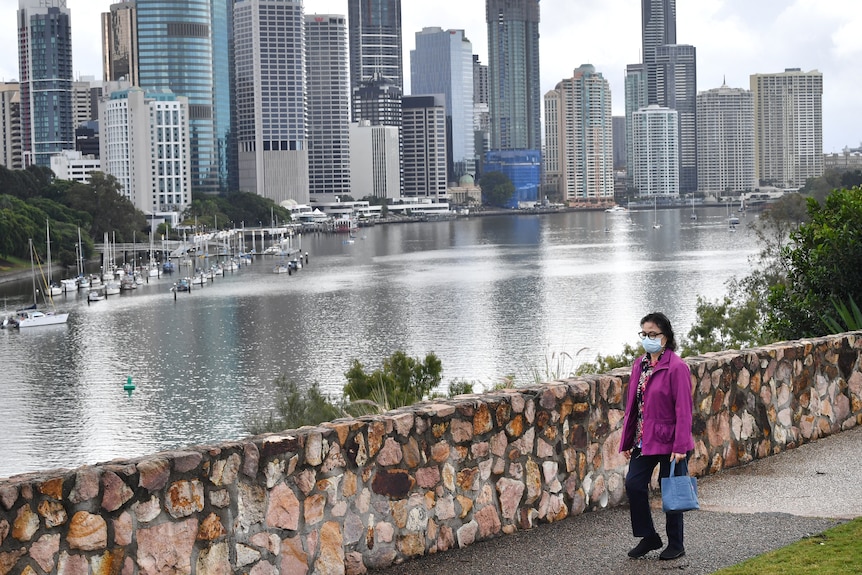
<box><xmin>638</xmin><ymin>331</ymin><xmax>663</xmax><ymax>340</ymax></box>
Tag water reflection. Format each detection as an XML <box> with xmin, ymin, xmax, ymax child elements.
<box><xmin>0</xmin><ymin>208</ymin><xmax>759</xmax><ymax>476</ymax></box>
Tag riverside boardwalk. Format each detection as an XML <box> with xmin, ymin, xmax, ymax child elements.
<box><xmin>376</xmin><ymin>425</ymin><xmax>862</xmax><ymax>575</ymax></box>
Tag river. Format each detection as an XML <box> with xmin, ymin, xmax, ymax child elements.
<box><xmin>0</xmin><ymin>206</ymin><xmax>759</xmax><ymax>477</ymax></box>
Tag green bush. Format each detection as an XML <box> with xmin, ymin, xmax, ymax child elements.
<box><xmin>343</xmin><ymin>350</ymin><xmax>443</xmax><ymax>413</ymax></box>
<box><xmin>246</xmin><ymin>378</ymin><xmax>344</xmax><ymax>435</ymax></box>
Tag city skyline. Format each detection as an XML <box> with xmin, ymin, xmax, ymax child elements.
<box><xmin>0</xmin><ymin>0</ymin><xmax>859</xmax><ymax>153</ymax></box>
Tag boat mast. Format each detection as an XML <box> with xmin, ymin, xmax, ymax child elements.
<box><xmin>46</xmin><ymin>219</ymin><xmax>52</xmax><ymax>288</ymax></box>
<box><xmin>29</xmin><ymin>238</ymin><xmax>37</xmax><ymax>306</ymax></box>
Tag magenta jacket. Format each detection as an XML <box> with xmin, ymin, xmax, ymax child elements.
<box><xmin>619</xmin><ymin>349</ymin><xmax>695</xmax><ymax>456</ymax></box>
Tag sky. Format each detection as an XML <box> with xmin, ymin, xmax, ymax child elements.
<box><xmin>2</xmin><ymin>0</ymin><xmax>860</xmax><ymax>152</ymax></box>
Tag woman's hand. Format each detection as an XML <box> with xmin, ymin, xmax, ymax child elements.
<box><xmin>670</xmin><ymin>452</ymin><xmax>686</xmax><ymax>463</ymax></box>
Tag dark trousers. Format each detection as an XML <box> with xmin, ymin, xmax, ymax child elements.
<box><xmin>625</xmin><ymin>452</ymin><xmax>684</xmax><ymax>549</ymax></box>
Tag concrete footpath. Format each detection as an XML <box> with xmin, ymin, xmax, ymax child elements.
<box><xmin>375</xmin><ymin>426</ymin><xmax>862</xmax><ymax>575</ymax></box>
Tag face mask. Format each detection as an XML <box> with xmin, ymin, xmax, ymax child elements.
<box><xmin>642</xmin><ymin>336</ymin><xmax>663</xmax><ymax>354</ymax></box>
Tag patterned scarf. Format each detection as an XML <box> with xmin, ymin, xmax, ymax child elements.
<box><xmin>634</xmin><ymin>351</ymin><xmax>663</xmax><ymax>448</ymax></box>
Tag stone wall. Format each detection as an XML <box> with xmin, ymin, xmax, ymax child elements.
<box><xmin>1</xmin><ymin>333</ymin><xmax>861</xmax><ymax>575</ymax></box>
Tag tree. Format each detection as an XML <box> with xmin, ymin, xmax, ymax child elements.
<box><xmin>245</xmin><ymin>378</ymin><xmax>344</xmax><ymax>434</ymax></box>
<box><xmin>800</xmin><ymin>169</ymin><xmax>862</xmax><ymax>204</ymax></box>
<box><xmin>680</xmin><ymin>292</ymin><xmax>763</xmax><ymax>356</ymax></box>
<box><xmin>479</xmin><ymin>171</ymin><xmax>515</xmax><ymax>208</ymax></box>
<box><xmin>182</xmin><ymin>191</ymin><xmax>291</xmax><ymax>230</ymax></box>
<box><xmin>64</xmin><ymin>172</ymin><xmax>147</xmax><ymax>242</ymax></box>
<box><xmin>678</xmin><ymin>193</ymin><xmax>810</xmax><ymax>355</ymax></box>
<box><xmin>766</xmin><ymin>187</ymin><xmax>862</xmax><ymax>339</ymax></box>
<box><xmin>343</xmin><ymin>351</ymin><xmax>443</xmax><ymax>412</ymax></box>
<box><xmin>575</xmin><ymin>343</ymin><xmax>643</xmax><ymax>375</ymax></box>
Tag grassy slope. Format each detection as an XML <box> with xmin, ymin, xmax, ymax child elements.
<box><xmin>714</xmin><ymin>517</ymin><xmax>862</xmax><ymax>574</ymax></box>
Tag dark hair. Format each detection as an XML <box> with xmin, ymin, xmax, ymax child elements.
<box><xmin>641</xmin><ymin>311</ymin><xmax>676</xmax><ymax>351</ymax></box>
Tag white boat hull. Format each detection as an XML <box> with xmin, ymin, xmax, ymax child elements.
<box><xmin>14</xmin><ymin>310</ymin><xmax>69</xmax><ymax>328</ymax></box>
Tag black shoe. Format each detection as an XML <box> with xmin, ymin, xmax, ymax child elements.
<box><xmin>659</xmin><ymin>546</ymin><xmax>686</xmax><ymax>560</ymax></box>
<box><xmin>628</xmin><ymin>533</ymin><xmax>663</xmax><ymax>558</ymax></box>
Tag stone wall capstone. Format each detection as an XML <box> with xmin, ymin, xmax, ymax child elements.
<box><xmin>1</xmin><ymin>332</ymin><xmax>860</xmax><ymax>574</ymax></box>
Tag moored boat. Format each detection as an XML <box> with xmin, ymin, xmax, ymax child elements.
<box><xmin>10</xmin><ymin>239</ymin><xmax>69</xmax><ymax>328</ymax></box>
<box><xmin>9</xmin><ymin>308</ymin><xmax>69</xmax><ymax>328</ymax></box>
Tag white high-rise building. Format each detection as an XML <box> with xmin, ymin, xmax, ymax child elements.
<box><xmin>544</xmin><ymin>64</ymin><xmax>614</xmax><ymax>202</ymax></box>
<box><xmin>696</xmin><ymin>83</ymin><xmax>756</xmax><ymax>195</ymax></box>
<box><xmin>349</xmin><ymin>120</ymin><xmax>401</xmax><ymax>200</ymax></box>
<box><xmin>99</xmin><ymin>88</ymin><xmax>191</xmax><ymax>217</ymax></box>
<box><xmin>72</xmin><ymin>78</ymin><xmax>103</xmax><ymax>128</ymax></box>
<box><xmin>50</xmin><ymin>150</ymin><xmax>101</xmax><ymax>183</ymax></box>
<box><xmin>306</xmin><ymin>14</ymin><xmax>351</xmax><ymax>198</ymax></box>
<box><xmin>234</xmin><ymin>0</ymin><xmax>309</xmax><ymax>205</ymax></box>
<box><xmin>401</xmin><ymin>95</ymin><xmax>447</xmax><ymax>199</ymax></box>
<box><xmin>632</xmin><ymin>105</ymin><xmax>679</xmax><ymax>197</ymax></box>
<box><xmin>751</xmin><ymin>68</ymin><xmax>823</xmax><ymax>189</ymax></box>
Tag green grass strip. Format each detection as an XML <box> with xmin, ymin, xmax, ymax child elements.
<box><xmin>714</xmin><ymin>517</ymin><xmax>862</xmax><ymax>575</ymax></box>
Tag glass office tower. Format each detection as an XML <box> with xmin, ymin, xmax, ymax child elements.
<box><xmin>17</xmin><ymin>0</ymin><xmax>74</xmax><ymax>167</ymax></box>
<box><xmin>347</xmin><ymin>0</ymin><xmax>402</xmax><ymax>91</ymax></box>
<box><xmin>485</xmin><ymin>0</ymin><xmax>541</xmax><ymax>152</ymax></box>
<box><xmin>641</xmin><ymin>0</ymin><xmax>676</xmax><ymax>106</ymax></box>
<box><xmin>410</xmin><ymin>27</ymin><xmax>476</xmax><ymax>182</ymax></box>
<box><xmin>104</xmin><ymin>0</ymin><xmax>232</xmax><ymax>193</ymax></box>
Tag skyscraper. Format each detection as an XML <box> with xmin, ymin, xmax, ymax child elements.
<box><xmin>632</xmin><ymin>105</ymin><xmax>679</xmax><ymax>197</ymax></box>
<box><xmin>655</xmin><ymin>44</ymin><xmax>697</xmax><ymax>193</ymax></box>
<box><xmin>102</xmin><ymin>0</ymin><xmax>233</xmax><ymax>193</ymax></box>
<box><xmin>544</xmin><ymin>64</ymin><xmax>614</xmax><ymax>202</ymax></box>
<box><xmin>101</xmin><ymin>2</ymin><xmax>138</xmax><ymax>86</ymax></box>
<box><xmin>347</xmin><ymin>0</ymin><xmax>403</xmax><ymax>91</ymax></box>
<box><xmin>306</xmin><ymin>14</ymin><xmax>351</xmax><ymax>198</ymax></box>
<box><xmin>472</xmin><ymin>55</ymin><xmax>490</xmax><ymax>175</ymax></box>
<box><xmin>751</xmin><ymin>69</ymin><xmax>823</xmax><ymax>189</ymax></box>
<box><xmin>234</xmin><ymin>0</ymin><xmax>308</xmax><ymax>205</ymax></box>
<box><xmin>0</xmin><ymin>83</ymin><xmax>22</xmax><ymax>170</ymax></box>
<box><xmin>624</xmin><ymin>63</ymin><xmax>648</xmax><ymax>190</ymax></box>
<box><xmin>486</xmin><ymin>0</ymin><xmax>541</xmax><ymax>152</ymax></box>
<box><xmin>410</xmin><ymin>27</ymin><xmax>476</xmax><ymax>182</ymax></box>
<box><xmin>401</xmin><ymin>95</ymin><xmax>448</xmax><ymax>199</ymax></box>
<box><xmin>99</xmin><ymin>87</ymin><xmax>192</xmax><ymax>216</ymax></box>
<box><xmin>641</xmin><ymin>0</ymin><xmax>676</xmax><ymax>106</ymax></box>
<box><xmin>696</xmin><ymin>83</ymin><xmax>756</xmax><ymax>195</ymax></box>
<box><xmin>348</xmin><ymin>0</ymin><xmax>403</xmax><ymax>125</ymax></box>
<box><xmin>612</xmin><ymin>116</ymin><xmax>627</xmax><ymax>170</ymax></box>
<box><xmin>17</xmin><ymin>0</ymin><xmax>74</xmax><ymax>167</ymax></box>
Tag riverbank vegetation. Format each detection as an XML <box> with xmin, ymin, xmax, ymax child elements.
<box><xmin>247</xmin><ymin>351</ymin><xmax>473</xmax><ymax>434</ymax></box>
<box><xmin>0</xmin><ymin>164</ymin><xmax>291</xmax><ymax>270</ymax></box>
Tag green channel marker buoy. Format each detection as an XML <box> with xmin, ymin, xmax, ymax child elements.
<box><xmin>124</xmin><ymin>375</ymin><xmax>136</xmax><ymax>397</ymax></box>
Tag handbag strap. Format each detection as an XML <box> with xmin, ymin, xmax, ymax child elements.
<box><xmin>669</xmin><ymin>458</ymin><xmax>689</xmax><ymax>477</ymax></box>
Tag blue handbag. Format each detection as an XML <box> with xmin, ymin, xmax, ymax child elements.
<box><xmin>661</xmin><ymin>458</ymin><xmax>699</xmax><ymax>513</ymax></box>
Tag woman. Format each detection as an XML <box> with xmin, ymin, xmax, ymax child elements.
<box><xmin>619</xmin><ymin>312</ymin><xmax>694</xmax><ymax>560</ymax></box>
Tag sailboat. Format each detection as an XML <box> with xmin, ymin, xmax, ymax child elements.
<box><xmin>147</xmin><ymin>230</ymin><xmax>160</xmax><ymax>277</ymax></box>
<box><xmin>8</xmin><ymin>239</ymin><xmax>69</xmax><ymax>328</ymax></box>
<box><xmin>653</xmin><ymin>196</ymin><xmax>661</xmax><ymax>229</ymax></box>
<box><xmin>690</xmin><ymin>196</ymin><xmax>697</xmax><ymax>221</ymax></box>
<box><xmin>727</xmin><ymin>199</ymin><xmax>740</xmax><ymax>229</ymax></box>
<box><xmin>59</xmin><ymin>222</ymin><xmax>81</xmax><ymax>292</ymax></box>
<box><xmin>45</xmin><ymin>220</ymin><xmax>62</xmax><ymax>296</ymax></box>
<box><xmin>75</xmin><ymin>228</ymin><xmax>90</xmax><ymax>290</ymax></box>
